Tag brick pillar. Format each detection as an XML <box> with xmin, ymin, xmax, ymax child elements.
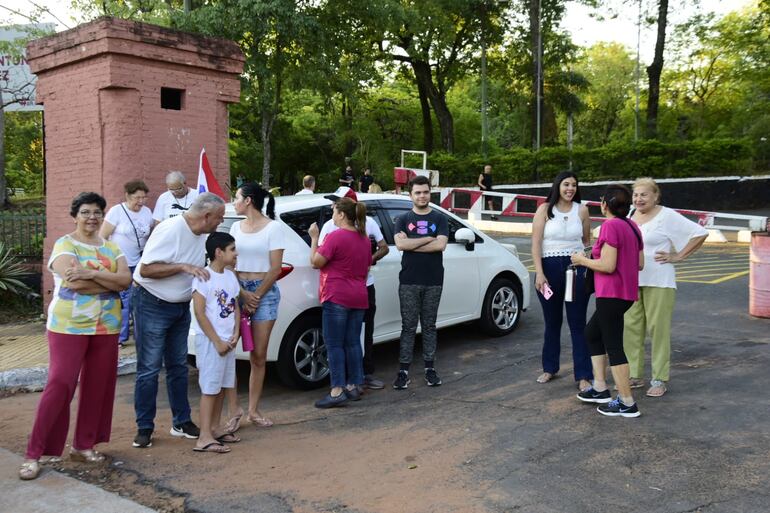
<box><xmin>27</xmin><ymin>17</ymin><xmax>244</xmax><ymax>307</ymax></box>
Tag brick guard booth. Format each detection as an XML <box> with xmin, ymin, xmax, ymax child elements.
<box><xmin>26</xmin><ymin>17</ymin><xmax>244</xmax><ymax>306</ymax></box>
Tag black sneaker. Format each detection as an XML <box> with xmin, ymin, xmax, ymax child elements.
<box><xmin>425</xmin><ymin>368</ymin><xmax>442</xmax><ymax>387</ymax></box>
<box><xmin>393</xmin><ymin>370</ymin><xmax>410</xmax><ymax>390</ymax></box>
<box><xmin>577</xmin><ymin>387</ymin><xmax>612</xmax><ymax>404</ymax></box>
<box><xmin>132</xmin><ymin>429</ymin><xmax>153</xmax><ymax>448</ymax></box>
<box><xmin>170</xmin><ymin>421</ymin><xmax>200</xmax><ymax>439</ymax></box>
<box><xmin>597</xmin><ymin>397</ymin><xmax>640</xmax><ymax>418</ymax></box>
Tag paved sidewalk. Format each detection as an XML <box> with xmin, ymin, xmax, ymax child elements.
<box><xmin>0</xmin><ymin>321</ymin><xmax>137</xmax><ymax>390</ymax></box>
<box><xmin>0</xmin><ymin>448</ymin><xmax>154</xmax><ymax>513</ymax></box>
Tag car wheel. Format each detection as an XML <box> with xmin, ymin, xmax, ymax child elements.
<box><xmin>479</xmin><ymin>277</ymin><xmax>522</xmax><ymax>336</ymax></box>
<box><xmin>277</xmin><ymin>312</ymin><xmax>329</xmax><ymax>390</ymax></box>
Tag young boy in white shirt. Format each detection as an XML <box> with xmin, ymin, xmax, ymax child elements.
<box><xmin>191</xmin><ymin>232</ymin><xmax>241</xmax><ymax>453</ymax></box>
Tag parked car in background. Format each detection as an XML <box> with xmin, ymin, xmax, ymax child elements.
<box><xmin>188</xmin><ymin>193</ymin><xmax>531</xmax><ymax>389</ymax></box>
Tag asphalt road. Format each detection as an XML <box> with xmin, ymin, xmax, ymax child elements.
<box><xmin>3</xmin><ymin>238</ymin><xmax>769</xmax><ymax>513</ymax></box>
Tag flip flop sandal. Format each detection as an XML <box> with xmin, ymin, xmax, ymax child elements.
<box><xmin>193</xmin><ymin>442</ymin><xmax>231</xmax><ymax>454</ymax></box>
<box><xmin>216</xmin><ymin>433</ymin><xmax>242</xmax><ymax>444</ymax></box>
<box><xmin>224</xmin><ymin>410</ymin><xmax>244</xmax><ymax>434</ymax></box>
<box><xmin>614</xmin><ymin>378</ymin><xmax>645</xmax><ymax>390</ymax></box>
<box><xmin>646</xmin><ymin>381</ymin><xmax>667</xmax><ymax>397</ymax></box>
<box><xmin>249</xmin><ymin>415</ymin><xmax>274</xmax><ymax>428</ymax></box>
<box><xmin>536</xmin><ymin>372</ymin><xmax>555</xmax><ymax>384</ymax></box>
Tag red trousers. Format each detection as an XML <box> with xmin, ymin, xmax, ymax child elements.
<box><xmin>25</xmin><ymin>331</ymin><xmax>118</xmax><ymax>459</ymax></box>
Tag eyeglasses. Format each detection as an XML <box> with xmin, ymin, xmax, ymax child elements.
<box><xmin>78</xmin><ymin>210</ymin><xmax>104</xmax><ymax>219</ymax></box>
<box><xmin>168</xmin><ymin>185</ymin><xmax>186</xmax><ymax>192</ymax></box>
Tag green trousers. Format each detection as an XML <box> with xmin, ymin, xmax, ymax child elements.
<box><xmin>623</xmin><ymin>286</ymin><xmax>676</xmax><ymax>382</ymax></box>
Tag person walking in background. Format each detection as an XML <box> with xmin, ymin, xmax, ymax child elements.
<box><xmin>191</xmin><ymin>232</ymin><xmax>241</xmax><ymax>453</ymax></box>
<box><xmin>152</xmin><ymin>171</ymin><xmax>199</xmax><ymax>224</ymax></box>
<box><xmin>478</xmin><ymin>164</ymin><xmax>497</xmax><ymax>220</ymax></box>
<box><xmin>229</xmin><ymin>182</ymin><xmax>285</xmax><ymax>428</ymax></box>
<box><xmin>531</xmin><ymin>171</ymin><xmax>593</xmax><ymax>391</ymax></box>
<box><xmin>319</xmin><ymin>187</ymin><xmax>390</xmax><ymax>390</ymax></box>
<box><xmin>20</xmin><ymin>192</ymin><xmax>132</xmax><ymax>480</ymax></box>
<box><xmin>101</xmin><ymin>180</ymin><xmax>154</xmax><ymax>347</ymax></box>
<box><xmin>359</xmin><ymin>168</ymin><xmax>375</xmax><ymax>193</ymax></box>
<box><xmin>572</xmin><ymin>185</ymin><xmax>644</xmax><ymax>418</ymax></box>
<box><xmin>624</xmin><ymin>178</ymin><xmax>708</xmax><ymax>397</ymax></box>
<box><xmin>393</xmin><ymin>175</ymin><xmax>448</xmax><ymax>390</ymax></box>
<box><xmin>295</xmin><ymin>175</ymin><xmax>316</xmax><ymax>195</ymax></box>
<box><xmin>132</xmin><ymin>193</ymin><xmax>225</xmax><ymax>448</ymax></box>
<box><xmin>308</xmin><ymin>197</ymin><xmax>371</xmax><ymax>408</ymax></box>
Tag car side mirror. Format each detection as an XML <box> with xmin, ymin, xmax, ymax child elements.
<box><xmin>455</xmin><ymin>227</ymin><xmax>475</xmax><ymax>251</ymax></box>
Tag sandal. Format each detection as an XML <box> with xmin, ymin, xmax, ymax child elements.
<box><xmin>224</xmin><ymin>409</ymin><xmax>244</xmax><ymax>434</ymax></box>
<box><xmin>19</xmin><ymin>460</ymin><xmax>40</xmax><ymax>480</ymax></box>
<box><xmin>70</xmin><ymin>449</ymin><xmax>106</xmax><ymax>463</ymax></box>
<box><xmin>646</xmin><ymin>380</ymin><xmax>667</xmax><ymax>397</ymax></box>
<box><xmin>614</xmin><ymin>378</ymin><xmax>645</xmax><ymax>391</ymax></box>
<box><xmin>578</xmin><ymin>379</ymin><xmax>592</xmax><ymax>392</ymax></box>
<box><xmin>216</xmin><ymin>433</ymin><xmax>242</xmax><ymax>444</ymax></box>
<box><xmin>193</xmin><ymin>442</ymin><xmax>231</xmax><ymax>454</ymax></box>
<box><xmin>536</xmin><ymin>372</ymin><xmax>555</xmax><ymax>384</ymax></box>
<box><xmin>248</xmin><ymin>414</ymin><xmax>274</xmax><ymax>428</ymax></box>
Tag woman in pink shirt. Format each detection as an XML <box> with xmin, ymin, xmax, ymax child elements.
<box><xmin>308</xmin><ymin>198</ymin><xmax>371</xmax><ymax>408</ymax></box>
<box><xmin>571</xmin><ymin>184</ymin><xmax>644</xmax><ymax>418</ymax></box>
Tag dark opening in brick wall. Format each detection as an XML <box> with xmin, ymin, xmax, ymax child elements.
<box><xmin>160</xmin><ymin>87</ymin><xmax>184</xmax><ymax>110</ymax></box>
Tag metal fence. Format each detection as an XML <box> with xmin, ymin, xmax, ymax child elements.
<box><xmin>0</xmin><ymin>211</ymin><xmax>46</xmax><ymax>258</ymax></box>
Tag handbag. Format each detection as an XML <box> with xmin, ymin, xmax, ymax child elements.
<box><xmin>584</xmin><ymin>217</ymin><xmax>641</xmax><ymax>296</ymax></box>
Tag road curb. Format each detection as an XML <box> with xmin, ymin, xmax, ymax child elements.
<box><xmin>0</xmin><ymin>357</ymin><xmax>137</xmax><ymax>392</ymax></box>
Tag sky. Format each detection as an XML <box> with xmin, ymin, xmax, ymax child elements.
<box><xmin>0</xmin><ymin>0</ymin><xmax>758</xmax><ymax>64</ymax></box>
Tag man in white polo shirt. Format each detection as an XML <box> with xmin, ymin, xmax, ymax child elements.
<box><xmin>153</xmin><ymin>171</ymin><xmax>200</xmax><ymax>225</ymax></box>
<box><xmin>132</xmin><ymin>193</ymin><xmax>225</xmax><ymax>449</ymax></box>
<box><xmin>319</xmin><ymin>187</ymin><xmax>389</xmax><ymax>389</ymax></box>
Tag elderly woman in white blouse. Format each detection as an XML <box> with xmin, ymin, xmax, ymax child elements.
<box><xmin>623</xmin><ymin>178</ymin><xmax>708</xmax><ymax>397</ymax></box>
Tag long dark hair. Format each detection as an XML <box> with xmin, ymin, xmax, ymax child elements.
<box><xmin>545</xmin><ymin>171</ymin><xmax>581</xmax><ymax>219</ymax></box>
<box><xmin>239</xmin><ymin>181</ymin><xmax>275</xmax><ymax>220</ymax></box>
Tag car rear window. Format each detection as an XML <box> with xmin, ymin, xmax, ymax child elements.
<box><xmin>281</xmin><ymin>207</ymin><xmax>325</xmax><ymax>246</ymax></box>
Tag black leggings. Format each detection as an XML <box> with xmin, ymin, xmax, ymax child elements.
<box><xmin>585</xmin><ymin>298</ymin><xmax>634</xmax><ymax>367</ymax></box>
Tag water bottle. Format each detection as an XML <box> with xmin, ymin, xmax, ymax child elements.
<box><xmin>565</xmin><ymin>265</ymin><xmax>576</xmax><ymax>302</ymax></box>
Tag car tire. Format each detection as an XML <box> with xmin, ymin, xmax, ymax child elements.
<box><xmin>277</xmin><ymin>312</ymin><xmax>329</xmax><ymax>390</ymax></box>
<box><xmin>479</xmin><ymin>277</ymin><xmax>522</xmax><ymax>337</ymax></box>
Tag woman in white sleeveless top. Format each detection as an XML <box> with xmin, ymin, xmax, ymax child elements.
<box><xmin>531</xmin><ymin>171</ymin><xmax>593</xmax><ymax>391</ymax></box>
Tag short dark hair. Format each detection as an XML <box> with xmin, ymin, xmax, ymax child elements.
<box><xmin>408</xmin><ymin>175</ymin><xmax>430</xmax><ymax>191</ymax></box>
<box><xmin>124</xmin><ymin>180</ymin><xmax>149</xmax><ymax>195</ymax></box>
<box><xmin>602</xmin><ymin>184</ymin><xmax>632</xmax><ymax>218</ymax></box>
<box><xmin>70</xmin><ymin>192</ymin><xmax>107</xmax><ymax>218</ymax></box>
<box><xmin>206</xmin><ymin>232</ymin><xmax>235</xmax><ymax>260</ymax></box>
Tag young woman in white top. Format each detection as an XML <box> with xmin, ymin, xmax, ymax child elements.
<box><xmin>531</xmin><ymin>171</ymin><xmax>593</xmax><ymax>391</ymax></box>
<box><xmin>100</xmin><ymin>180</ymin><xmax>154</xmax><ymax>346</ymax></box>
<box><xmin>228</xmin><ymin>182</ymin><xmax>285</xmax><ymax>429</ymax></box>
<box><xmin>624</xmin><ymin>178</ymin><xmax>707</xmax><ymax>397</ymax></box>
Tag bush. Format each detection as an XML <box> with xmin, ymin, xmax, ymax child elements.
<box><xmin>426</xmin><ymin>138</ymin><xmax>755</xmax><ymax>186</ymax></box>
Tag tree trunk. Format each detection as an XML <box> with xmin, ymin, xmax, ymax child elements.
<box><xmin>416</xmin><ymin>78</ymin><xmax>434</xmax><ymax>154</ymax></box>
<box><xmin>0</xmin><ymin>99</ymin><xmax>7</xmax><ymax>209</ymax></box>
<box><xmin>261</xmin><ymin>112</ymin><xmax>274</xmax><ymax>188</ymax></box>
<box><xmin>530</xmin><ymin>0</ymin><xmax>541</xmax><ymax>150</ymax></box>
<box><xmin>646</xmin><ymin>0</ymin><xmax>669</xmax><ymax>139</ymax></box>
<box><xmin>412</xmin><ymin>60</ymin><xmax>454</xmax><ymax>153</ymax></box>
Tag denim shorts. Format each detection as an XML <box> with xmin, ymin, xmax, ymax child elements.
<box><xmin>240</xmin><ymin>279</ymin><xmax>280</xmax><ymax>322</ymax></box>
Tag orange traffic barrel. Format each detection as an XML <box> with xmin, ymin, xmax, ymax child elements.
<box><xmin>750</xmin><ymin>232</ymin><xmax>770</xmax><ymax>318</ymax></box>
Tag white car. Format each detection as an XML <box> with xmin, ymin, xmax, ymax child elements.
<box><xmin>188</xmin><ymin>193</ymin><xmax>531</xmax><ymax>389</ymax></box>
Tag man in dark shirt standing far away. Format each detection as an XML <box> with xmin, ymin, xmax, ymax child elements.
<box><xmin>359</xmin><ymin>167</ymin><xmax>374</xmax><ymax>193</ymax></box>
<box><xmin>392</xmin><ymin>175</ymin><xmax>448</xmax><ymax>389</ymax></box>
<box><xmin>339</xmin><ymin>165</ymin><xmax>355</xmax><ymax>189</ymax></box>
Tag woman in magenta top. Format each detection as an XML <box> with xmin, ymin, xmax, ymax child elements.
<box><xmin>308</xmin><ymin>197</ymin><xmax>371</xmax><ymax>408</ymax></box>
<box><xmin>571</xmin><ymin>184</ymin><xmax>644</xmax><ymax>418</ymax></box>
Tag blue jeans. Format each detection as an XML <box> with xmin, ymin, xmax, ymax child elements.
<box><xmin>118</xmin><ymin>266</ymin><xmax>136</xmax><ymax>342</ymax></box>
<box><xmin>322</xmin><ymin>301</ymin><xmax>365</xmax><ymax>388</ymax></box>
<box><xmin>132</xmin><ymin>286</ymin><xmax>192</xmax><ymax>431</ymax></box>
<box><xmin>536</xmin><ymin>256</ymin><xmax>593</xmax><ymax>381</ymax></box>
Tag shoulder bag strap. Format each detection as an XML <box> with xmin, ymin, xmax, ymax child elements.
<box><xmin>119</xmin><ymin>203</ymin><xmax>143</xmax><ymax>251</ymax></box>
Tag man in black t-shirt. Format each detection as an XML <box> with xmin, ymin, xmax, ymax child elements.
<box><xmin>339</xmin><ymin>166</ymin><xmax>355</xmax><ymax>189</ymax></box>
<box><xmin>392</xmin><ymin>175</ymin><xmax>448</xmax><ymax>390</ymax></box>
<box><xmin>359</xmin><ymin>168</ymin><xmax>374</xmax><ymax>193</ymax></box>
